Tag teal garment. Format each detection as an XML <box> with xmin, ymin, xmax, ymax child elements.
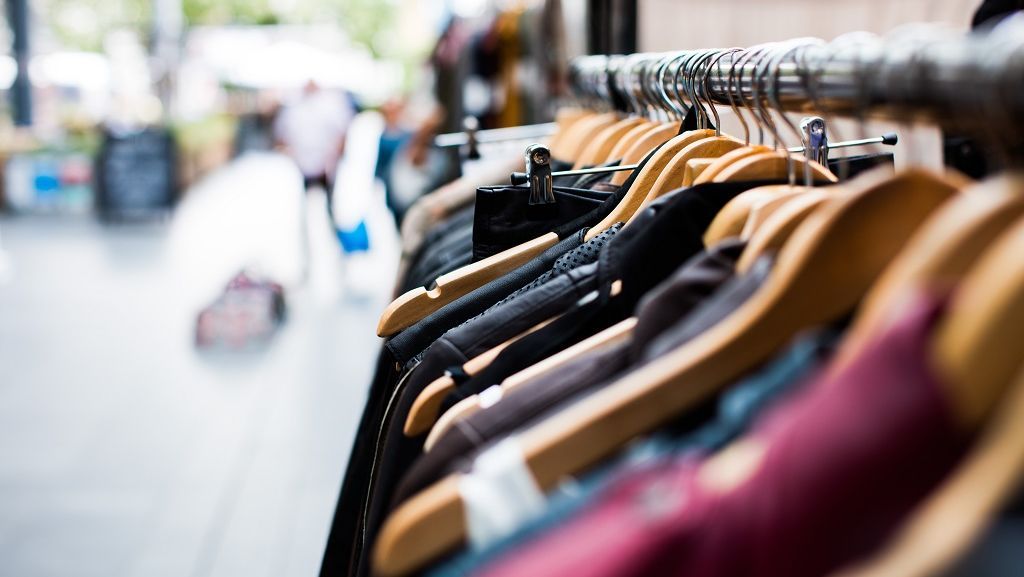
<box><xmin>427</xmin><ymin>328</ymin><xmax>841</xmax><ymax>577</ymax></box>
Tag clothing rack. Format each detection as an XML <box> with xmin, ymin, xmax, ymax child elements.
<box><xmin>568</xmin><ymin>21</ymin><xmax>1024</xmax><ymax>144</ymax></box>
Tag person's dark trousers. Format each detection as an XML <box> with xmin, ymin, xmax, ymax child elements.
<box><xmin>304</xmin><ymin>173</ymin><xmax>337</xmax><ymax>230</ymax></box>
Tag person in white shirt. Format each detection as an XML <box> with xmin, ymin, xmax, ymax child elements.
<box><xmin>273</xmin><ymin>79</ymin><xmax>356</xmax><ymax>228</ymax></box>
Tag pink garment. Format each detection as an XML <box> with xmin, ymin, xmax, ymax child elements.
<box><xmin>474</xmin><ymin>293</ymin><xmax>967</xmax><ymax>577</ymax></box>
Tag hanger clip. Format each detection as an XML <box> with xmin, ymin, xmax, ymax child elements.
<box><xmin>800</xmin><ymin>116</ymin><xmax>829</xmax><ymax>165</ymax></box>
<box><xmin>522</xmin><ymin>144</ymin><xmax>555</xmax><ymax>205</ymax></box>
<box><xmin>463</xmin><ymin>116</ymin><xmax>481</xmax><ymax>161</ymax></box>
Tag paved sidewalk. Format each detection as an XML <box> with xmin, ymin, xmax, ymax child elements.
<box><xmin>0</xmin><ymin>144</ymin><xmax>399</xmax><ymax>577</ymax></box>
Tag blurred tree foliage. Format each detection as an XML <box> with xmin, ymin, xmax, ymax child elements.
<box><xmin>44</xmin><ymin>0</ymin><xmax>152</xmax><ymax>51</ymax></box>
<box><xmin>43</xmin><ymin>0</ymin><xmax>398</xmax><ymax>58</ymax></box>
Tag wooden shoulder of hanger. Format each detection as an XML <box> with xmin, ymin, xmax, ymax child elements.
<box><xmin>572</xmin><ymin>117</ymin><xmax>647</xmax><ymax>169</ymax></box>
<box><xmin>556</xmin><ymin>112</ymin><xmax>621</xmax><ymax>164</ymax></box>
<box><xmin>637</xmin><ymin>135</ymin><xmax>747</xmax><ymax>207</ymax></box>
<box><xmin>550</xmin><ymin>111</ymin><xmax>609</xmax><ymax>160</ymax></box>
<box><xmin>830</xmin><ymin>172</ymin><xmax>1018</xmax><ymax>374</ymax></box>
<box><xmin>372</xmin><ymin>168</ymin><xmax>961</xmax><ymax>577</ymax></box>
<box><xmin>605</xmin><ymin>120</ymin><xmax>661</xmax><ymax>163</ymax></box>
<box><xmin>701</xmin><ymin>189</ymin><xmax>778</xmax><ymax>245</ymax></box>
<box><xmin>707</xmin><ymin>183</ymin><xmax>833</xmax><ymax>248</ymax></box>
<box><xmin>424</xmin><ymin>316</ymin><xmax>637</xmax><ymax>451</ymax></box>
<box><xmin>739</xmin><ymin>189</ymin><xmax>822</xmax><ymax>239</ymax></box>
<box><xmin>403</xmin><ymin>315</ymin><xmax>560</xmax><ymax>436</ymax></box>
<box><xmin>546</xmin><ymin>108</ymin><xmax>592</xmax><ymax>156</ymax></box>
<box><xmin>377</xmin><ymin>233</ymin><xmax>561</xmax><ymax>336</ymax></box>
<box><xmin>583</xmin><ymin>128</ymin><xmax>715</xmax><ymax>241</ymax></box>
<box><xmin>832</xmin><ymin>183</ymin><xmax>1024</xmax><ymax>577</ymax></box>
<box><xmin>712</xmin><ymin>150</ymin><xmax>838</xmax><ymax>184</ymax></box>
<box><xmin>691</xmin><ymin>145</ymin><xmax>773</xmax><ymax>184</ymax></box>
<box><xmin>736</xmin><ymin>192</ymin><xmax>833</xmax><ymax>272</ymax></box>
<box><xmin>607</xmin><ymin>123</ymin><xmax>681</xmax><ymax>186</ymax></box>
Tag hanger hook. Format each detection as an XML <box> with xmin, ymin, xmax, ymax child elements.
<box><xmin>639</xmin><ymin>55</ymin><xmax>663</xmax><ymax>120</ymax></box>
<box><xmin>661</xmin><ymin>51</ymin><xmax>690</xmax><ymax>120</ymax></box>
<box><xmin>745</xmin><ymin>43</ymin><xmax>778</xmax><ymax>147</ymax></box>
<box><xmin>767</xmin><ymin>39</ymin><xmax>826</xmax><ymax>185</ymax></box>
<box><xmin>657</xmin><ymin>52</ymin><xmax>687</xmax><ymax>120</ymax></box>
<box><xmin>671</xmin><ymin>51</ymin><xmax>699</xmax><ymax>124</ymax></box>
<box><xmin>754</xmin><ymin>43</ymin><xmax>791</xmax><ymax>150</ymax></box>
<box><xmin>702</xmin><ymin>48</ymin><xmax>740</xmax><ymax>137</ymax></box>
<box><xmin>689</xmin><ymin>49</ymin><xmax>720</xmax><ymax>132</ymax></box>
<box><xmin>724</xmin><ymin>47</ymin><xmax>753</xmax><ymax>145</ymax></box>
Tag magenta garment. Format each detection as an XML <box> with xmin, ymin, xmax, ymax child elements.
<box><xmin>473</xmin><ymin>293</ymin><xmax>968</xmax><ymax>577</ymax></box>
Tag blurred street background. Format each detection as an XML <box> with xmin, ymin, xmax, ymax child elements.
<box><xmin>0</xmin><ymin>0</ymin><xmax>576</xmax><ymax>575</ymax></box>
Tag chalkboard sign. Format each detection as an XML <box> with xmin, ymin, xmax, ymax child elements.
<box><xmin>96</xmin><ymin>127</ymin><xmax>176</xmax><ymax>219</ymax></box>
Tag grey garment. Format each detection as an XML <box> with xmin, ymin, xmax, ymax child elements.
<box><xmin>402</xmin><ymin>262</ymin><xmax>601</xmax><ymax>416</ymax></box>
<box><xmin>391</xmin><ymin>240</ymin><xmax>754</xmax><ymax>505</ymax></box>
<box><xmin>462</xmin><ymin>224</ymin><xmax>621</xmax><ymax>330</ymax></box>
<box><xmin>409</xmin><ymin>223</ymin><xmax>621</xmax><ymax>373</ymax></box>
<box><xmin>630</xmin><ymin>237</ymin><xmax>747</xmax><ymax>357</ymax></box>
<box><xmin>386</xmin><ymin>232</ymin><xmax>585</xmax><ymax>367</ymax></box>
<box><xmin>641</xmin><ymin>253</ymin><xmax>776</xmax><ymax>363</ymax></box>
<box><xmin>402</xmin><ymin>205</ymin><xmax>476</xmax><ymax>293</ymax></box>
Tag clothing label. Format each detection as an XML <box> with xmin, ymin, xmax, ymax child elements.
<box><xmin>458</xmin><ymin>436</ymin><xmax>547</xmax><ymax>549</ymax></box>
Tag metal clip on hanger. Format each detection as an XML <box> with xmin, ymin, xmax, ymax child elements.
<box><xmin>511</xmin><ymin>130</ymin><xmax>897</xmax><ymax>203</ymax></box>
<box><xmin>522</xmin><ymin>144</ymin><xmax>554</xmax><ymax>205</ymax></box>
<box><xmin>801</xmin><ymin>116</ymin><xmax>829</xmax><ymax>164</ymax></box>
<box><xmin>463</xmin><ymin>116</ymin><xmax>481</xmax><ymax>160</ymax></box>
<box><xmin>510</xmin><ymin>143</ymin><xmax>638</xmax><ymax>203</ymax></box>
<box><xmin>787</xmin><ymin>132</ymin><xmax>897</xmax><ymax>155</ymax></box>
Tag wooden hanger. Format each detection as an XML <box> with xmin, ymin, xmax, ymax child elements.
<box><xmin>830</xmin><ymin>173</ymin><xmax>1017</xmax><ymax>375</ymax></box>
<box><xmin>403</xmin><ymin>316</ymin><xmax>559</xmax><ymax>436</ymax></box>
<box><xmin>583</xmin><ymin>128</ymin><xmax>716</xmax><ymax>241</ymax></box>
<box><xmin>372</xmin><ymin>168</ymin><xmax>957</xmax><ymax>577</ymax></box>
<box><xmin>624</xmin><ymin>135</ymin><xmax>748</xmax><ymax>219</ymax></box>
<box><xmin>554</xmin><ymin>112</ymin><xmax>620</xmax><ymax>163</ymax></box>
<box><xmin>572</xmin><ymin>117</ymin><xmax>647</xmax><ymax>169</ymax></box>
<box><xmin>603</xmin><ymin>120</ymin><xmax>660</xmax><ymax>163</ymax></box>
<box><xmin>705</xmin><ymin>182</ymin><xmax>824</xmax><ymax>247</ymax></box>
<box><xmin>713</xmin><ymin>150</ymin><xmax>838</xmax><ymax>184</ymax></box>
<box><xmin>735</xmin><ymin>192</ymin><xmax>832</xmax><ymax>273</ymax></box>
<box><xmin>377</xmin><ymin>234</ymin><xmax>561</xmax><ymax>336</ymax></box>
<box><xmin>739</xmin><ymin>190</ymin><xmax>815</xmax><ymax>239</ymax></box>
<box><xmin>683</xmin><ymin>157</ymin><xmax>717</xmax><ymax>184</ymax></box>
<box><xmin>608</xmin><ymin>122</ymin><xmax>680</xmax><ymax>185</ymax></box>
<box><xmin>702</xmin><ymin>189</ymin><xmax>781</xmax><ymax>246</ymax></box>
<box><xmin>424</xmin><ymin>317</ymin><xmax>639</xmax><ymax>451</ymax></box>
<box><xmin>546</xmin><ymin>108</ymin><xmax>591</xmax><ymax>156</ymax></box>
<box><xmin>932</xmin><ymin>210</ymin><xmax>1024</xmax><ymax>429</ymax></box>
<box><xmin>642</xmin><ymin>136</ymin><xmax>746</xmax><ymax>203</ymax></box>
<box><xmin>822</xmin><ymin>177</ymin><xmax>1024</xmax><ymax>577</ymax></box>
<box><xmin>691</xmin><ymin>145</ymin><xmax>773</xmax><ymax>185</ymax></box>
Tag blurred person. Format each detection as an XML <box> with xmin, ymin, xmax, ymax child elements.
<box><xmin>375</xmin><ymin>97</ymin><xmax>413</xmax><ymax>227</ymax></box>
<box><xmin>273</xmin><ymin>79</ymin><xmax>357</xmax><ymax>235</ymax></box>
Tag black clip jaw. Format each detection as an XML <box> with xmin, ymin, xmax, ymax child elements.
<box><xmin>515</xmin><ymin>143</ymin><xmax>555</xmax><ymax>205</ymax></box>
<box><xmin>463</xmin><ymin>117</ymin><xmax>481</xmax><ymax>161</ymax></box>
